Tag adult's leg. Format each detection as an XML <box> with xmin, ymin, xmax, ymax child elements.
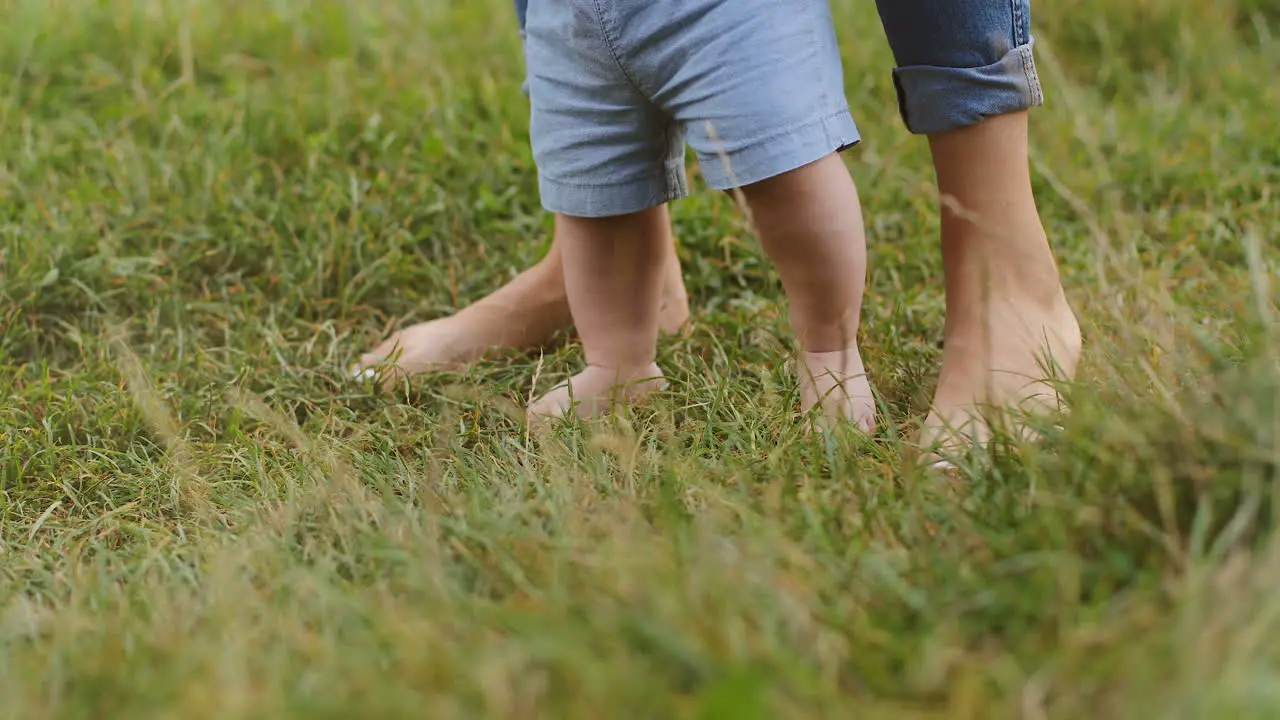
<box><xmin>874</xmin><ymin>0</ymin><xmax>1082</xmax><ymax>457</ymax></box>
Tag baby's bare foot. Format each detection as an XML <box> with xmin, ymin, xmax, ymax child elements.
<box><xmin>527</xmin><ymin>363</ymin><xmax>666</xmax><ymax>423</ymax></box>
<box><xmin>799</xmin><ymin>347</ymin><xmax>877</xmax><ymax>432</ymax></box>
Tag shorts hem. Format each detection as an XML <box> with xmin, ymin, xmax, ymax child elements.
<box><xmin>696</xmin><ymin>107</ymin><xmax>860</xmax><ymax>191</ymax></box>
<box><xmin>538</xmin><ymin>169</ymin><xmax>688</xmax><ymax>218</ymax></box>
<box><xmin>892</xmin><ymin>40</ymin><xmax>1045</xmax><ymax>136</ymax></box>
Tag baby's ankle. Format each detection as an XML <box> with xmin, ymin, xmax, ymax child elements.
<box><xmin>797</xmin><ymin>331</ymin><xmax>863</xmax><ymax>356</ymax></box>
<box><xmin>789</xmin><ymin>312</ymin><xmax>863</xmax><ymax>355</ymax></box>
<box><xmin>581</xmin><ymin>361</ymin><xmax>664</xmax><ymax>384</ymax></box>
<box><xmin>583</xmin><ymin>345</ymin><xmax>660</xmax><ymax>375</ymax></box>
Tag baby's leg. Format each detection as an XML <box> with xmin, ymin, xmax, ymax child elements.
<box><xmin>514</xmin><ymin>0</ymin><xmax>693</xmax><ymax>421</ymax></box>
<box><xmin>627</xmin><ymin>0</ymin><xmax>875</xmax><ymax>428</ymax></box>
<box><xmin>737</xmin><ymin>154</ymin><xmax>876</xmax><ymax>431</ymax></box>
<box><xmin>526</xmin><ymin>208</ymin><xmax>669</xmax><ymax>421</ymax></box>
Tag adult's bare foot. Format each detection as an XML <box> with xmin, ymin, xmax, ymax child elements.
<box><xmin>920</xmin><ymin>111</ymin><xmax>1083</xmax><ymax>462</ymax></box>
<box><xmin>352</xmin><ymin>251</ymin><xmax>571</xmax><ymax>388</ymax></box>
<box><xmin>353</xmin><ymin>224</ymin><xmax>689</xmax><ymax>389</ymax></box>
<box><xmin>920</xmin><ymin>279</ymin><xmax>1081</xmax><ymax>459</ymax></box>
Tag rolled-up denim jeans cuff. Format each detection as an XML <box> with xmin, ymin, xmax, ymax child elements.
<box><xmin>891</xmin><ymin>40</ymin><xmax>1044</xmax><ymax>136</ymax></box>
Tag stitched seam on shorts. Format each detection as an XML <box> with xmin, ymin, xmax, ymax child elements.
<box><xmin>588</xmin><ymin>0</ymin><xmax>655</xmax><ymax>102</ymax></box>
<box><xmin>587</xmin><ymin>0</ymin><xmax>673</xmax><ymax>172</ymax></box>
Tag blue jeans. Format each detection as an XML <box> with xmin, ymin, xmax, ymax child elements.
<box><xmin>513</xmin><ymin>0</ymin><xmax>1043</xmax><ymax>136</ymax></box>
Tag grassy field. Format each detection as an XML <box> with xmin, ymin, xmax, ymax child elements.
<box><xmin>1</xmin><ymin>0</ymin><xmax>1277</xmax><ymax>716</ymax></box>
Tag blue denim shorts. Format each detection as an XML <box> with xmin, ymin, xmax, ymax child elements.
<box><xmin>515</xmin><ymin>0</ymin><xmax>1044</xmax><ymax>139</ymax></box>
<box><xmin>522</xmin><ymin>0</ymin><xmax>857</xmax><ymax>218</ymax></box>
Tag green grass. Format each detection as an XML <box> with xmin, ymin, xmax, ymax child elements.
<box><xmin>1</xmin><ymin>0</ymin><xmax>1278</xmax><ymax>716</ymax></box>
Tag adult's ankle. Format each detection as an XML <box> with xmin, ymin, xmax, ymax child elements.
<box><xmin>949</xmin><ymin>227</ymin><xmax>1064</xmax><ymax>309</ymax></box>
